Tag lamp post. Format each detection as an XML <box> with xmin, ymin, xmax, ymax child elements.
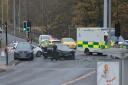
<box><xmin>5</xmin><ymin>22</ymin><xmax>8</xmax><ymax>65</ymax></box>
<box><xmin>104</xmin><ymin>0</ymin><xmax>111</xmax><ymax>29</ymax></box>
<box><xmin>115</xmin><ymin>0</ymin><xmax>120</xmax><ymax>44</ymax></box>
<box><xmin>18</xmin><ymin>0</ymin><xmax>21</xmax><ymax>32</ymax></box>
<box><xmin>13</xmin><ymin>0</ymin><xmax>16</xmax><ymax>41</ymax></box>
<box><xmin>68</xmin><ymin>25</ymin><xmax>72</xmax><ymax>37</ymax></box>
<box><xmin>1</xmin><ymin>0</ymin><xmax>4</xmax><ymax>30</ymax></box>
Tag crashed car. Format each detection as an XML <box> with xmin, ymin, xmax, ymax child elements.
<box><xmin>43</xmin><ymin>43</ymin><xmax>75</xmax><ymax>60</ymax></box>
<box><xmin>14</xmin><ymin>42</ymin><xmax>34</xmax><ymax>60</ymax></box>
<box><xmin>31</xmin><ymin>44</ymin><xmax>43</xmax><ymax>57</ymax></box>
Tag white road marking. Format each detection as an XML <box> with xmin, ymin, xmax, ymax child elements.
<box><xmin>61</xmin><ymin>70</ymin><xmax>96</xmax><ymax>85</ymax></box>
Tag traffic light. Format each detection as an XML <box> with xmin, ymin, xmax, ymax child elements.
<box><xmin>115</xmin><ymin>22</ymin><xmax>120</xmax><ymax>37</ymax></box>
<box><xmin>23</xmin><ymin>20</ymin><xmax>31</xmax><ymax>32</ymax></box>
<box><xmin>23</xmin><ymin>21</ymin><xmax>27</xmax><ymax>32</ymax></box>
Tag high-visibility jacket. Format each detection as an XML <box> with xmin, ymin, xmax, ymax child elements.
<box><xmin>39</xmin><ymin>40</ymin><xmax>49</xmax><ymax>47</ymax></box>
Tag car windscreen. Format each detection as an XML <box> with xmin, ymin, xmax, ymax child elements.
<box><xmin>41</xmin><ymin>36</ymin><xmax>50</xmax><ymax>40</ymax></box>
<box><xmin>125</xmin><ymin>40</ymin><xmax>128</xmax><ymax>43</ymax></box>
<box><xmin>52</xmin><ymin>41</ymin><xmax>61</xmax><ymax>44</ymax></box>
<box><xmin>63</xmin><ymin>38</ymin><xmax>74</xmax><ymax>42</ymax></box>
<box><xmin>57</xmin><ymin>44</ymin><xmax>70</xmax><ymax>50</ymax></box>
<box><xmin>16</xmin><ymin>43</ymin><xmax>31</xmax><ymax>50</ymax></box>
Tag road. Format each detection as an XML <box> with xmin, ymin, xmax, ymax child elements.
<box><xmin>0</xmin><ymin>50</ymin><xmax>105</xmax><ymax>85</ymax></box>
<box><xmin>0</xmin><ymin>33</ymin><xmax>113</xmax><ymax>85</ymax></box>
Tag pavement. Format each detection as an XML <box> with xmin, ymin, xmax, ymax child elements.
<box><xmin>0</xmin><ymin>59</ymin><xmax>20</xmax><ymax>73</ymax></box>
<box><xmin>0</xmin><ymin>64</ymin><xmax>7</xmax><ymax>72</ymax></box>
<box><xmin>0</xmin><ymin>32</ymin><xmax>25</xmax><ymax>73</ymax></box>
<box><xmin>97</xmin><ymin>48</ymin><xmax>128</xmax><ymax>59</ymax></box>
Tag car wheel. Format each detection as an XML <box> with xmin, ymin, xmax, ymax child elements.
<box><xmin>36</xmin><ymin>51</ymin><xmax>42</xmax><ymax>57</ymax></box>
<box><xmin>97</xmin><ymin>53</ymin><xmax>103</xmax><ymax>56</ymax></box>
<box><xmin>84</xmin><ymin>48</ymin><xmax>90</xmax><ymax>55</ymax></box>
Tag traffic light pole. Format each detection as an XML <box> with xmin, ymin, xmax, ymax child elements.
<box><xmin>115</xmin><ymin>0</ymin><xmax>120</xmax><ymax>45</ymax></box>
<box><xmin>5</xmin><ymin>22</ymin><xmax>8</xmax><ymax>65</ymax></box>
<box><xmin>23</xmin><ymin>20</ymin><xmax>31</xmax><ymax>41</ymax></box>
<box><xmin>27</xmin><ymin>32</ymin><xmax>29</xmax><ymax>39</ymax></box>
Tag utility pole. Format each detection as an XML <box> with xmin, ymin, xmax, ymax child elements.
<box><xmin>18</xmin><ymin>0</ymin><xmax>21</xmax><ymax>32</ymax></box>
<box><xmin>43</xmin><ymin>0</ymin><xmax>48</xmax><ymax>34</ymax></box>
<box><xmin>115</xmin><ymin>0</ymin><xmax>120</xmax><ymax>44</ymax></box>
<box><xmin>104</xmin><ymin>0</ymin><xmax>108</xmax><ymax>29</ymax></box>
<box><xmin>104</xmin><ymin>0</ymin><xmax>111</xmax><ymax>29</ymax></box>
<box><xmin>108</xmin><ymin>0</ymin><xmax>111</xmax><ymax>28</ymax></box>
<box><xmin>5</xmin><ymin>22</ymin><xmax>8</xmax><ymax>65</ymax></box>
<box><xmin>13</xmin><ymin>0</ymin><xmax>16</xmax><ymax>41</ymax></box>
<box><xmin>68</xmin><ymin>25</ymin><xmax>72</xmax><ymax>37</ymax></box>
<box><xmin>1</xmin><ymin>0</ymin><xmax>4</xmax><ymax>30</ymax></box>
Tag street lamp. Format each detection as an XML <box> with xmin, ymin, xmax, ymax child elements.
<box><xmin>5</xmin><ymin>22</ymin><xmax>8</xmax><ymax>65</ymax></box>
<box><xmin>68</xmin><ymin>25</ymin><xmax>71</xmax><ymax>37</ymax></box>
<box><xmin>1</xmin><ymin>0</ymin><xmax>4</xmax><ymax>30</ymax></box>
<box><xmin>103</xmin><ymin>0</ymin><xmax>111</xmax><ymax>29</ymax></box>
<box><xmin>18</xmin><ymin>0</ymin><xmax>21</xmax><ymax>32</ymax></box>
<box><xmin>13</xmin><ymin>0</ymin><xmax>16</xmax><ymax>41</ymax></box>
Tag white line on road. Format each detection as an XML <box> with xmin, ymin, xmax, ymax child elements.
<box><xmin>60</xmin><ymin>70</ymin><xmax>96</xmax><ymax>85</ymax></box>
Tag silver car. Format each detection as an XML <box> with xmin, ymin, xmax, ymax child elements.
<box><xmin>14</xmin><ymin>42</ymin><xmax>34</xmax><ymax>60</ymax></box>
<box><xmin>31</xmin><ymin>44</ymin><xmax>43</xmax><ymax>57</ymax></box>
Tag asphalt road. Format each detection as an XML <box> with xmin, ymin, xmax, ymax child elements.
<box><xmin>0</xmin><ymin>33</ymin><xmax>114</xmax><ymax>85</ymax></box>
<box><xmin>0</xmin><ymin>50</ymin><xmax>103</xmax><ymax>85</ymax></box>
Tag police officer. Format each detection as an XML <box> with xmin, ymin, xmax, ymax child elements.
<box><xmin>41</xmin><ymin>40</ymin><xmax>49</xmax><ymax>59</ymax></box>
<box><xmin>51</xmin><ymin>44</ymin><xmax>58</xmax><ymax>61</ymax></box>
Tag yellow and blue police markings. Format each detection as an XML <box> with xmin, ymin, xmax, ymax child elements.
<box><xmin>77</xmin><ymin>41</ymin><xmax>111</xmax><ymax>49</ymax></box>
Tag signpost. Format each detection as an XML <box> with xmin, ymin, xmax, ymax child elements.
<box><xmin>5</xmin><ymin>22</ymin><xmax>8</xmax><ymax>65</ymax></box>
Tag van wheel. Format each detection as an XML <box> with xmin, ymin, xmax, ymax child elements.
<box><xmin>84</xmin><ymin>48</ymin><xmax>90</xmax><ymax>55</ymax></box>
<box><xmin>97</xmin><ymin>53</ymin><xmax>103</xmax><ymax>56</ymax></box>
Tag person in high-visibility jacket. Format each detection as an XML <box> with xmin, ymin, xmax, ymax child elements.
<box><xmin>40</xmin><ymin>40</ymin><xmax>50</xmax><ymax>59</ymax></box>
<box><xmin>39</xmin><ymin>40</ymin><xmax>49</xmax><ymax>47</ymax></box>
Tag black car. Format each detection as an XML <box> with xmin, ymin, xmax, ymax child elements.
<box><xmin>14</xmin><ymin>42</ymin><xmax>34</xmax><ymax>60</ymax></box>
<box><xmin>44</xmin><ymin>44</ymin><xmax>75</xmax><ymax>60</ymax></box>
